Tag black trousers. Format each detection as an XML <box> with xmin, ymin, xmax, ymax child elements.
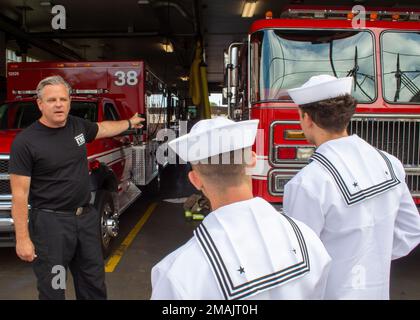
<box><xmin>29</xmin><ymin>206</ymin><xmax>107</xmax><ymax>300</ymax></box>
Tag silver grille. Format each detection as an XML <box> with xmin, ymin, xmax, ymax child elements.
<box><xmin>406</xmin><ymin>173</ymin><xmax>420</xmax><ymax>196</ymax></box>
<box><xmin>348</xmin><ymin>116</ymin><xmax>420</xmax><ymax>196</ymax></box>
<box><xmin>0</xmin><ymin>181</ymin><xmax>11</xmax><ymax>195</ymax></box>
<box><xmin>0</xmin><ymin>156</ymin><xmax>10</xmax><ymax>196</ymax></box>
<box><xmin>0</xmin><ymin>159</ymin><xmax>8</xmax><ymax>174</ymax></box>
<box><xmin>348</xmin><ymin>117</ymin><xmax>420</xmax><ymax>167</ymax></box>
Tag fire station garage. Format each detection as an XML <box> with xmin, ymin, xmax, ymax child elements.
<box><xmin>0</xmin><ymin>0</ymin><xmax>419</xmax><ymax>300</ymax></box>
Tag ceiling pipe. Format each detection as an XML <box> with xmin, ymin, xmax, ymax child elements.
<box><xmin>150</xmin><ymin>0</ymin><xmax>196</xmax><ymax>36</ymax></box>
<box><xmin>151</xmin><ymin>1</ymin><xmax>194</xmax><ymax>23</ymax></box>
<box><xmin>192</xmin><ymin>0</ymin><xmax>201</xmax><ymax>39</ymax></box>
<box><xmin>147</xmin><ymin>0</ymin><xmax>197</xmax><ymax>73</ymax></box>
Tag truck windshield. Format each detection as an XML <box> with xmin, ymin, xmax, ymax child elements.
<box><xmin>0</xmin><ymin>101</ymin><xmax>97</xmax><ymax>129</ymax></box>
<box><xmin>381</xmin><ymin>31</ymin><xmax>420</xmax><ymax>104</ymax></box>
<box><xmin>250</xmin><ymin>29</ymin><xmax>376</xmax><ymax>104</ymax></box>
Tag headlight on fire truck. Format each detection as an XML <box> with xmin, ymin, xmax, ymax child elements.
<box><xmin>296</xmin><ymin>147</ymin><xmax>315</xmax><ymax>161</ymax></box>
<box><xmin>268</xmin><ymin>169</ymin><xmax>300</xmax><ymax>196</ymax></box>
<box><xmin>274</xmin><ymin>176</ymin><xmax>289</xmax><ymax>193</ymax></box>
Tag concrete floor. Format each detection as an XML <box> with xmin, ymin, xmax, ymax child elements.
<box><xmin>0</xmin><ymin>164</ymin><xmax>419</xmax><ymax>300</ymax></box>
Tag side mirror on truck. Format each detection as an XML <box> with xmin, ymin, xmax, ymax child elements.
<box><xmin>225</xmin><ymin>42</ymin><xmax>243</xmax><ymax>119</ymax></box>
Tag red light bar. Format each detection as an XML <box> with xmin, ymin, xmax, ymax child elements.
<box><xmin>280</xmin><ymin>5</ymin><xmax>420</xmax><ymax>21</ymax></box>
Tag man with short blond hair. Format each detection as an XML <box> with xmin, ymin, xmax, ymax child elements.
<box><xmin>9</xmin><ymin>75</ymin><xmax>144</xmax><ymax>299</ymax></box>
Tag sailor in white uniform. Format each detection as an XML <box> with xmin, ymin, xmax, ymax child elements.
<box><xmin>284</xmin><ymin>75</ymin><xmax>420</xmax><ymax>300</ymax></box>
<box><xmin>151</xmin><ymin>117</ymin><xmax>331</xmax><ymax>300</ymax></box>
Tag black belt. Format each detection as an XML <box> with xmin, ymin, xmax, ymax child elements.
<box><xmin>34</xmin><ymin>206</ymin><xmax>90</xmax><ymax>216</ymax></box>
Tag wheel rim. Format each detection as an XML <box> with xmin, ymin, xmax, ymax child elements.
<box><xmin>101</xmin><ymin>202</ymin><xmax>112</xmax><ymax>248</ymax></box>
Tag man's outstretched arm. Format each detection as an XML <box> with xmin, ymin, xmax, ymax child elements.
<box><xmin>95</xmin><ymin>113</ymin><xmax>145</xmax><ymax>140</ymax></box>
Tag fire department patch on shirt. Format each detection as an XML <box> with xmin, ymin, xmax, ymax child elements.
<box><xmin>74</xmin><ymin>133</ymin><xmax>86</xmax><ymax>146</ymax></box>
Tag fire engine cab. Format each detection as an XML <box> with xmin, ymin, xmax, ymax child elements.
<box><xmin>224</xmin><ymin>5</ymin><xmax>420</xmax><ymax>205</ymax></box>
<box><xmin>0</xmin><ymin>61</ymin><xmax>173</xmax><ymax>255</ymax></box>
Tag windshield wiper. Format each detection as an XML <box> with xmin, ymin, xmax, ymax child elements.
<box><xmin>346</xmin><ymin>46</ymin><xmax>359</xmax><ymax>90</ymax></box>
<box><xmin>394</xmin><ymin>53</ymin><xmax>420</xmax><ymax>102</ymax></box>
<box><xmin>394</xmin><ymin>53</ymin><xmax>402</xmax><ymax>102</ymax></box>
<box><xmin>347</xmin><ymin>46</ymin><xmax>373</xmax><ymax>100</ymax></box>
<box><xmin>329</xmin><ymin>40</ymin><xmax>337</xmax><ymax>77</ymax></box>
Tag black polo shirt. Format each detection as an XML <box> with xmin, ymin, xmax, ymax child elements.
<box><xmin>9</xmin><ymin>115</ymin><xmax>99</xmax><ymax>210</ymax></box>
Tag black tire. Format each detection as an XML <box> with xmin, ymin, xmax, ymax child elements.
<box><xmin>94</xmin><ymin>190</ymin><xmax>115</xmax><ymax>259</ymax></box>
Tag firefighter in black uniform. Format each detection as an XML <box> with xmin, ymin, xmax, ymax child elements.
<box><xmin>9</xmin><ymin>75</ymin><xmax>144</xmax><ymax>300</ymax></box>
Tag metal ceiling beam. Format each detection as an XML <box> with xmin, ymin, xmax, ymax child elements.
<box><xmin>27</xmin><ymin>31</ymin><xmax>196</xmax><ymax>39</ymax></box>
<box><xmin>0</xmin><ymin>14</ymin><xmax>82</xmax><ymax>61</ymax></box>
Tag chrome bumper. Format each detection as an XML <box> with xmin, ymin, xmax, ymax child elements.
<box><xmin>0</xmin><ymin>201</ymin><xmax>13</xmax><ymax>233</ymax></box>
<box><xmin>0</xmin><ymin>218</ymin><xmax>14</xmax><ymax>232</ymax></box>
<box><xmin>0</xmin><ymin>201</ymin><xmax>15</xmax><ymax>247</ymax></box>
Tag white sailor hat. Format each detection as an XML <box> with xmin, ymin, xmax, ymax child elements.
<box><xmin>168</xmin><ymin>117</ymin><xmax>259</xmax><ymax>162</ymax></box>
<box><xmin>288</xmin><ymin>74</ymin><xmax>353</xmax><ymax>105</ymax></box>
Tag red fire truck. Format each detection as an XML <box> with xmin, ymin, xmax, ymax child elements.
<box><xmin>225</xmin><ymin>6</ymin><xmax>420</xmax><ymax>205</ymax></box>
<box><xmin>0</xmin><ymin>61</ymin><xmax>171</xmax><ymax>255</ymax></box>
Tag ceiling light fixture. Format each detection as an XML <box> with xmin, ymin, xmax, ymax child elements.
<box><xmin>241</xmin><ymin>0</ymin><xmax>257</xmax><ymax>18</ymax></box>
<box><xmin>39</xmin><ymin>1</ymin><xmax>52</xmax><ymax>6</ymax></box>
<box><xmin>161</xmin><ymin>40</ymin><xmax>174</xmax><ymax>53</ymax></box>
